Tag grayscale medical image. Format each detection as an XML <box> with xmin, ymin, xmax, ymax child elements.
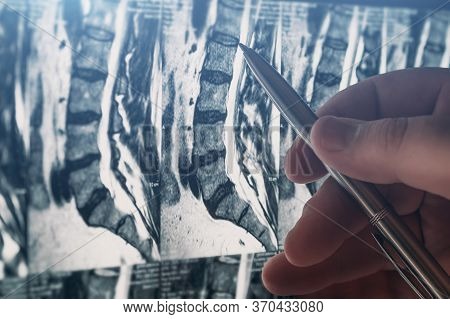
<box><xmin>0</xmin><ymin>0</ymin><xmax>448</xmax><ymax>298</ymax></box>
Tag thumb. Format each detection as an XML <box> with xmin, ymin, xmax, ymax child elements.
<box><xmin>310</xmin><ymin>115</ymin><xmax>450</xmax><ymax>199</ymax></box>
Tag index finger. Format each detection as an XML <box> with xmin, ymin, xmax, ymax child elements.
<box><xmin>286</xmin><ymin>67</ymin><xmax>450</xmax><ymax>184</ymax></box>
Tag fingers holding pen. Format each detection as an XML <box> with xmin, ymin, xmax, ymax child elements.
<box><xmin>284</xmin><ymin>178</ymin><xmax>366</xmax><ymax>267</ymax></box>
<box><xmin>284</xmin><ymin>68</ymin><xmax>450</xmax><ymax>185</ymax></box>
<box><xmin>284</xmin><ymin>178</ymin><xmax>423</xmax><ymax>268</ymax></box>
<box><xmin>263</xmin><ymin>230</ymin><xmax>388</xmax><ymax>296</ymax></box>
<box><xmin>263</xmin><ymin>214</ymin><xmax>423</xmax><ymax>296</ymax></box>
<box><xmin>310</xmin><ymin>115</ymin><xmax>450</xmax><ymax>199</ymax></box>
<box><xmin>278</xmin><ymin>69</ymin><xmax>450</xmax><ymax>297</ymax></box>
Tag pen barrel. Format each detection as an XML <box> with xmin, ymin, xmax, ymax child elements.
<box><xmin>331</xmin><ymin>171</ymin><xmax>449</xmax><ymax>298</ymax></box>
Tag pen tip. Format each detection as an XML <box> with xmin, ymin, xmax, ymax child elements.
<box><xmin>238</xmin><ymin>43</ymin><xmax>248</xmax><ymax>52</ymax></box>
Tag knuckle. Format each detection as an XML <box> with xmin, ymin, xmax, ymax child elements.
<box><xmin>368</xmin><ymin>118</ymin><xmax>409</xmax><ymax>155</ymax></box>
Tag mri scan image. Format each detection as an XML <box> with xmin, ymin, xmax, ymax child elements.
<box><xmin>0</xmin><ymin>0</ymin><xmax>448</xmax><ymax>298</ymax></box>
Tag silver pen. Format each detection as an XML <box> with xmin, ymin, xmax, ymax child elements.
<box><xmin>239</xmin><ymin>43</ymin><xmax>449</xmax><ymax>299</ymax></box>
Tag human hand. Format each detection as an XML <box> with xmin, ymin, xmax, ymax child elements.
<box><xmin>262</xmin><ymin>68</ymin><xmax>450</xmax><ymax>298</ymax></box>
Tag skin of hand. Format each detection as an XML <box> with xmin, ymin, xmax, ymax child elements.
<box><xmin>262</xmin><ymin>68</ymin><xmax>450</xmax><ymax>298</ymax></box>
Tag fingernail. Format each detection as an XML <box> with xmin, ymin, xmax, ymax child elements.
<box><xmin>318</xmin><ymin>116</ymin><xmax>358</xmax><ymax>152</ymax></box>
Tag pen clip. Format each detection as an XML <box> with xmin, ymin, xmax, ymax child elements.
<box><xmin>371</xmin><ymin>229</ymin><xmax>434</xmax><ymax>299</ymax></box>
